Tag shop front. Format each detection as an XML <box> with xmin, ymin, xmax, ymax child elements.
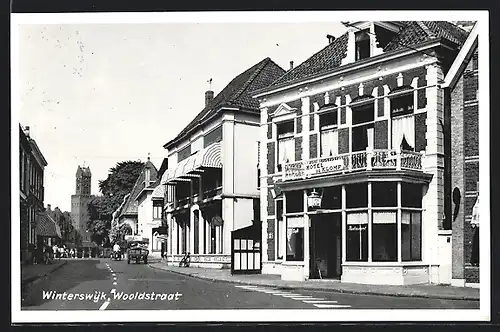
<box><xmin>277</xmin><ymin>171</ymin><xmax>434</xmax><ymax>285</ymax></box>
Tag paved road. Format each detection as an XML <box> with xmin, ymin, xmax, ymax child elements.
<box><xmin>21</xmin><ymin>259</ymin><xmax>479</xmax><ymax>310</ymax></box>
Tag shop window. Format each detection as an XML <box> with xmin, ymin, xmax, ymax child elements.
<box><xmin>181</xmin><ymin>221</ymin><xmax>188</xmax><ymax>253</ymax></box>
<box><xmin>320</xmin><ymin>111</ymin><xmax>338</xmax><ymax>157</ymax></box>
<box><xmin>351</xmin><ymin>103</ymin><xmax>374</xmax><ymax>152</ymax></box>
<box><xmin>277</xmin><ymin>120</ymin><xmax>295</xmax><ymax>172</ymax></box>
<box><xmin>286</xmin><ymin>191</ymin><xmax>304</xmax><ymax>213</ymax></box>
<box><xmin>286</xmin><ymin>217</ymin><xmax>304</xmax><ymax>262</ymax></box>
<box><xmin>402</xmin><ymin>183</ymin><xmax>422</xmax><ymax>208</ymax></box>
<box><xmin>346</xmin><ymin>183</ymin><xmax>368</xmax><ymax>208</ymax></box>
<box><xmin>372</xmin><ymin>182</ymin><xmax>397</xmax><ymax>207</ymax></box>
<box><xmin>372</xmin><ymin>211</ymin><xmax>397</xmax><ymax>262</ymax></box>
<box><xmin>391</xmin><ymin>94</ymin><xmax>415</xmax><ymax>151</ymax></box>
<box><xmin>321</xmin><ymin>186</ymin><xmax>342</xmax><ymax>209</ymax></box>
<box><xmin>346</xmin><ymin>212</ymin><xmax>368</xmax><ymax>261</ymax></box>
<box><xmin>401</xmin><ymin>211</ymin><xmax>422</xmax><ymax>261</ymax></box>
<box><xmin>276</xmin><ymin>200</ymin><xmax>284</xmax><ymax>260</ymax></box>
<box><xmin>355</xmin><ymin>29</ymin><xmax>371</xmax><ymax>61</ymax></box>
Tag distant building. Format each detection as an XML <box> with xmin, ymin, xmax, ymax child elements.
<box><xmin>71</xmin><ymin>165</ymin><xmax>94</xmax><ymax>243</ymax></box>
<box><xmin>20</xmin><ymin>125</ymin><xmax>60</xmax><ymax>264</ymax></box>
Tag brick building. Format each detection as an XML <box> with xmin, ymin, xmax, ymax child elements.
<box><xmin>252</xmin><ymin>21</ymin><xmax>479</xmax><ymax>285</ymax></box>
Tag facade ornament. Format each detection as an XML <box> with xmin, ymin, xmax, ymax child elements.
<box><xmin>397</xmin><ymin>73</ymin><xmax>404</xmax><ymax>87</ymax></box>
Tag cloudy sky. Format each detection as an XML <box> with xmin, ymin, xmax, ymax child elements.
<box><xmin>15</xmin><ymin>18</ymin><xmax>346</xmax><ymax>212</ymax></box>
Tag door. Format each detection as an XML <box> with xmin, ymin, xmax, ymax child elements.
<box><xmin>309</xmin><ymin>213</ymin><xmax>342</xmax><ymax>279</ymax></box>
<box><xmin>231</xmin><ymin>223</ymin><xmax>262</xmax><ymax>275</ymax></box>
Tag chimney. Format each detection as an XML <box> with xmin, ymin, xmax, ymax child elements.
<box><xmin>47</xmin><ymin>204</ymin><xmax>51</xmax><ymax>211</ymax></box>
<box><xmin>205</xmin><ymin>90</ymin><xmax>214</xmax><ymax>107</ymax></box>
<box><xmin>289</xmin><ymin>61</ymin><xmax>294</xmax><ymax>70</ymax></box>
<box><xmin>24</xmin><ymin>126</ymin><xmax>30</xmax><ymax>137</ymax></box>
<box><xmin>327</xmin><ymin>34</ymin><xmax>336</xmax><ymax>44</ymax></box>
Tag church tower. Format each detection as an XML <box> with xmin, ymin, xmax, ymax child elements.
<box><xmin>71</xmin><ymin>165</ymin><xmax>94</xmax><ymax>243</ymax></box>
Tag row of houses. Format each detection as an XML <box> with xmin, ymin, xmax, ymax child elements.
<box><xmin>20</xmin><ymin>125</ymin><xmax>62</xmax><ymax>264</ymax></box>
<box><xmin>116</xmin><ymin>20</ymin><xmax>481</xmax><ymax>287</ymax></box>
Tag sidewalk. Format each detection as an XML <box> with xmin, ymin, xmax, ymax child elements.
<box><xmin>149</xmin><ymin>262</ymin><xmax>480</xmax><ymax>301</ymax></box>
<box><xmin>21</xmin><ymin>260</ymin><xmax>67</xmax><ymax>287</ymax></box>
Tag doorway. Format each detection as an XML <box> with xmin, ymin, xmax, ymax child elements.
<box><xmin>309</xmin><ymin>213</ymin><xmax>342</xmax><ymax>279</ymax></box>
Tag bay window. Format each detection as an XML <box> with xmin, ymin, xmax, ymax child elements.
<box><xmin>401</xmin><ymin>211</ymin><xmax>422</xmax><ymax>261</ymax></box>
<box><xmin>346</xmin><ymin>183</ymin><xmax>368</xmax><ymax>261</ymax></box>
<box><xmin>391</xmin><ymin>93</ymin><xmax>415</xmax><ymax>151</ymax></box>
<box><xmin>277</xmin><ymin>120</ymin><xmax>295</xmax><ymax>172</ymax></box>
<box><xmin>319</xmin><ymin>110</ymin><xmax>338</xmax><ymax>157</ymax></box>
<box><xmin>351</xmin><ymin>103</ymin><xmax>374</xmax><ymax>152</ymax></box>
<box><xmin>276</xmin><ymin>199</ymin><xmax>284</xmax><ymax>260</ymax></box>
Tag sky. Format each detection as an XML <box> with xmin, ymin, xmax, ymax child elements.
<box><xmin>16</xmin><ymin>20</ymin><xmax>347</xmax><ymax>212</ymax></box>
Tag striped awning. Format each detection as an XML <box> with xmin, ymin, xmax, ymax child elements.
<box><xmin>162</xmin><ymin>142</ymin><xmax>222</xmax><ymax>184</ymax></box>
<box><xmin>36</xmin><ymin>212</ymin><xmax>62</xmax><ymax>238</ymax></box>
<box><xmin>471</xmin><ymin>194</ymin><xmax>480</xmax><ymax>227</ymax></box>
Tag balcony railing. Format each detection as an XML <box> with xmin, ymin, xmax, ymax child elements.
<box><xmin>283</xmin><ymin>149</ymin><xmax>423</xmax><ymax>181</ymax></box>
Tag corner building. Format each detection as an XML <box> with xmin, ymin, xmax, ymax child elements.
<box><xmin>253</xmin><ymin>21</ymin><xmax>478</xmax><ymax>285</ymax></box>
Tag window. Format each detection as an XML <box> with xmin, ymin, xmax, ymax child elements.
<box><xmin>276</xmin><ymin>200</ymin><xmax>284</xmax><ymax>260</ymax></box>
<box><xmin>372</xmin><ymin>182</ymin><xmax>397</xmax><ymax>207</ymax></box>
<box><xmin>391</xmin><ymin>94</ymin><xmax>415</xmax><ymax>151</ymax></box>
<box><xmin>144</xmin><ymin>168</ymin><xmax>151</xmax><ymax>186</ymax></box>
<box><xmin>319</xmin><ymin>111</ymin><xmax>338</xmax><ymax>157</ymax></box>
<box><xmin>177</xmin><ymin>144</ymin><xmax>191</xmax><ymax>162</ymax></box>
<box><xmin>372</xmin><ymin>211</ymin><xmax>397</xmax><ymax>262</ymax></box>
<box><xmin>286</xmin><ymin>217</ymin><xmax>304</xmax><ymax>262</ymax></box>
<box><xmin>355</xmin><ymin>29</ymin><xmax>370</xmax><ymax>61</ymax></box>
<box><xmin>277</xmin><ymin>120</ymin><xmax>295</xmax><ymax>172</ymax></box>
<box><xmin>286</xmin><ymin>190</ymin><xmax>304</xmax><ymax>213</ymax></box>
<box><xmin>153</xmin><ymin>204</ymin><xmax>162</xmax><ymax>219</ymax></box>
<box><xmin>321</xmin><ymin>186</ymin><xmax>342</xmax><ymax>209</ymax></box>
<box><xmin>351</xmin><ymin>103</ymin><xmax>374</xmax><ymax>152</ymax></box>
<box><xmin>204</xmin><ymin>126</ymin><xmax>223</xmax><ymax>148</ymax></box>
<box><xmin>401</xmin><ymin>211</ymin><xmax>422</xmax><ymax>261</ymax></box>
<box><xmin>346</xmin><ymin>183</ymin><xmax>368</xmax><ymax>209</ymax></box>
<box><xmin>346</xmin><ymin>212</ymin><xmax>368</xmax><ymax>261</ymax></box>
<box><xmin>402</xmin><ymin>183</ymin><xmax>422</xmax><ymax>208</ymax></box>
<box><xmin>193</xmin><ymin>212</ymin><xmax>199</xmax><ymax>255</ymax></box>
<box><xmin>135</xmin><ymin>223</ymin><xmax>139</xmax><ymax>235</ymax></box>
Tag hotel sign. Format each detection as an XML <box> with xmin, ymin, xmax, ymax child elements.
<box><xmin>305</xmin><ymin>157</ymin><xmax>345</xmax><ymax>176</ymax></box>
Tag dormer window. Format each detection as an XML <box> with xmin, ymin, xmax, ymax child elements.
<box><xmin>355</xmin><ymin>30</ymin><xmax>371</xmax><ymax>61</ymax></box>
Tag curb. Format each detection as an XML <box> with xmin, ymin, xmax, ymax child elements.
<box><xmin>148</xmin><ymin>264</ymin><xmax>479</xmax><ymax>302</ymax></box>
<box><xmin>21</xmin><ymin>261</ymin><xmax>68</xmax><ymax>289</ymax></box>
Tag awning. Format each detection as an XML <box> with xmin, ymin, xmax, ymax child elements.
<box><xmin>162</xmin><ymin>142</ymin><xmax>222</xmax><ymax>184</ymax></box>
<box><xmin>36</xmin><ymin>212</ymin><xmax>62</xmax><ymax>238</ymax></box>
<box><xmin>471</xmin><ymin>194</ymin><xmax>479</xmax><ymax>227</ymax></box>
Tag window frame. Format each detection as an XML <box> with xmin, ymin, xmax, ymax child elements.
<box><xmin>275</xmin><ymin>119</ymin><xmax>296</xmax><ymax>173</ymax></box>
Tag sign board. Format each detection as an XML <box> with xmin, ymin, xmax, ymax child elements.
<box><xmin>305</xmin><ymin>157</ymin><xmax>344</xmax><ymax>177</ymax></box>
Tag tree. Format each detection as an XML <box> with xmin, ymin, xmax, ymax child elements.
<box><xmin>87</xmin><ymin>160</ymin><xmax>145</xmax><ymax>247</ymax></box>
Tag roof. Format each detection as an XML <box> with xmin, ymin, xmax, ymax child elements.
<box><xmin>384</xmin><ymin>21</ymin><xmax>469</xmax><ymax>52</ymax></box>
<box><xmin>267</xmin><ymin>21</ymin><xmax>470</xmax><ymax>89</ymax></box>
<box><xmin>164</xmin><ymin>57</ymin><xmax>285</xmax><ymax>149</ymax></box>
<box><xmin>120</xmin><ymin>160</ymin><xmax>158</xmax><ymax>217</ymax></box>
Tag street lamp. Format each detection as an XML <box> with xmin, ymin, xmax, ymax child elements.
<box><xmin>307</xmin><ymin>189</ymin><xmax>322</xmax><ymax>209</ymax></box>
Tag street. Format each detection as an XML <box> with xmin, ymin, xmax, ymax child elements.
<box><xmin>21</xmin><ymin>259</ymin><xmax>479</xmax><ymax>310</ymax></box>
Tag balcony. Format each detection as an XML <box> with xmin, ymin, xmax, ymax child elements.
<box><xmin>283</xmin><ymin>149</ymin><xmax>423</xmax><ymax>181</ymax></box>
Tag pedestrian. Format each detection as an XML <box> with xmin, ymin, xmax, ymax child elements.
<box><xmin>70</xmin><ymin>248</ymin><xmax>74</xmax><ymax>258</ymax></box>
<box><xmin>52</xmin><ymin>244</ymin><xmax>59</xmax><ymax>258</ymax></box>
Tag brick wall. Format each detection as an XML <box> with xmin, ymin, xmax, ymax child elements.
<box><xmin>310</xmin><ymin>134</ymin><xmax>318</xmax><ymax>159</ymax></box>
<box><xmin>267</xmin><ymin>142</ymin><xmax>275</xmax><ymax>174</ymax></box>
<box><xmin>450</xmin><ymin>46</ymin><xmax>479</xmax><ymax>280</ymax></box>
<box><xmin>267</xmin><ymin>218</ymin><xmax>275</xmax><ymax>260</ymax></box>
<box><xmin>374</xmin><ymin>120</ymin><xmax>388</xmax><ymax>149</ymax></box>
<box><xmin>415</xmin><ymin>113</ymin><xmax>427</xmax><ymax>152</ymax></box>
<box><xmin>295</xmin><ymin>136</ymin><xmax>303</xmax><ymax>161</ymax></box>
<box><xmin>338</xmin><ymin>128</ymin><xmax>350</xmax><ymax>154</ymax></box>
